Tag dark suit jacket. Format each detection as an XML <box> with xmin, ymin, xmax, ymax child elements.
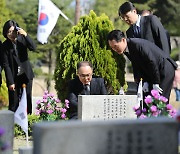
<box><xmin>125</xmin><ymin>38</ymin><xmax>177</xmax><ymax>99</ymax></box>
<box><xmin>0</xmin><ymin>41</ymin><xmax>2</xmax><ymax>86</ymax></box>
<box><xmin>2</xmin><ymin>35</ymin><xmax>36</xmax><ymax>86</ymax></box>
<box><xmin>68</xmin><ymin>76</ymin><xmax>107</xmax><ymax>118</ymax></box>
<box><xmin>126</xmin><ymin>15</ymin><xmax>170</xmax><ymax>56</ymax></box>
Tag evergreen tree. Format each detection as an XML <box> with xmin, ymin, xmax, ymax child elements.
<box><xmin>54</xmin><ymin>10</ymin><xmax>126</xmax><ymax>100</ymax></box>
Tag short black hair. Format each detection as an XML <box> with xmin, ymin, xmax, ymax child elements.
<box><xmin>3</xmin><ymin>20</ymin><xmax>19</xmax><ymax>38</ymax></box>
<box><xmin>107</xmin><ymin>30</ymin><xmax>125</xmax><ymax>42</ymax></box>
<box><xmin>77</xmin><ymin>61</ymin><xmax>93</xmax><ymax>70</ymax></box>
<box><xmin>118</xmin><ymin>2</ymin><xmax>136</xmax><ymax>16</ymax></box>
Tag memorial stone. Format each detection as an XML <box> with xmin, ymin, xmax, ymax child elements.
<box><xmin>33</xmin><ymin>118</ymin><xmax>178</xmax><ymax>154</ymax></box>
<box><xmin>0</xmin><ymin>110</ymin><xmax>14</xmax><ymax>154</ymax></box>
<box><xmin>78</xmin><ymin>95</ymin><xmax>138</xmax><ymax>120</ymax></box>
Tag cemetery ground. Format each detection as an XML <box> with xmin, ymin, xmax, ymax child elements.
<box><xmin>13</xmin><ymin>89</ymin><xmax>180</xmax><ymax>154</ymax></box>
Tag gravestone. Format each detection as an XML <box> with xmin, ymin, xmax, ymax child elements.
<box><xmin>19</xmin><ymin>147</ymin><xmax>33</xmax><ymax>154</ymax></box>
<box><xmin>78</xmin><ymin>95</ymin><xmax>138</xmax><ymax>121</ymax></box>
<box><xmin>0</xmin><ymin>110</ymin><xmax>14</xmax><ymax>154</ymax></box>
<box><xmin>33</xmin><ymin>118</ymin><xmax>178</xmax><ymax>154</ymax></box>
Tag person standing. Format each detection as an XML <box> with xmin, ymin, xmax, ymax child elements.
<box><xmin>173</xmin><ymin>61</ymin><xmax>180</xmax><ymax>101</ymax></box>
<box><xmin>68</xmin><ymin>61</ymin><xmax>107</xmax><ymax>119</ymax></box>
<box><xmin>118</xmin><ymin>2</ymin><xmax>170</xmax><ymax>56</ymax></box>
<box><xmin>107</xmin><ymin>30</ymin><xmax>177</xmax><ymax>102</ymax></box>
<box><xmin>0</xmin><ymin>41</ymin><xmax>2</xmax><ymax>87</ymax></box>
<box><xmin>2</xmin><ymin>20</ymin><xmax>36</xmax><ymax>114</ymax></box>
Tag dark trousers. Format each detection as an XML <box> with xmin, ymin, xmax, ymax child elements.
<box><xmin>8</xmin><ymin>74</ymin><xmax>33</xmax><ymax>114</ymax></box>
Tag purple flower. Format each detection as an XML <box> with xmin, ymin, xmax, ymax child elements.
<box><xmin>166</xmin><ymin>104</ymin><xmax>173</xmax><ymax>110</ymax></box>
<box><xmin>159</xmin><ymin>96</ymin><xmax>168</xmax><ymax>103</ymax></box>
<box><xmin>135</xmin><ymin>109</ymin><xmax>142</xmax><ymax>116</ymax></box>
<box><xmin>142</xmin><ymin>108</ymin><xmax>147</xmax><ymax>113</ymax></box>
<box><xmin>0</xmin><ymin>127</ymin><xmax>5</xmax><ymax>137</ymax></box>
<box><xmin>61</xmin><ymin>113</ymin><xmax>66</xmax><ymax>119</ymax></box>
<box><xmin>43</xmin><ymin>94</ymin><xmax>48</xmax><ymax>99</ymax></box>
<box><xmin>150</xmin><ymin>105</ymin><xmax>157</xmax><ymax>112</ymax></box>
<box><xmin>50</xmin><ymin>93</ymin><xmax>55</xmax><ymax>97</ymax></box>
<box><xmin>46</xmin><ymin>103</ymin><xmax>51</xmax><ymax>108</ymax></box>
<box><xmin>47</xmin><ymin>109</ymin><xmax>53</xmax><ymax>114</ymax></box>
<box><xmin>144</xmin><ymin>95</ymin><xmax>153</xmax><ymax>104</ymax></box>
<box><xmin>60</xmin><ymin>108</ymin><xmax>67</xmax><ymax>113</ymax></box>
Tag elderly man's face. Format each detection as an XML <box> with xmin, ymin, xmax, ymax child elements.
<box><xmin>108</xmin><ymin>38</ymin><xmax>127</xmax><ymax>55</ymax></box>
<box><xmin>78</xmin><ymin>66</ymin><xmax>93</xmax><ymax>85</ymax></box>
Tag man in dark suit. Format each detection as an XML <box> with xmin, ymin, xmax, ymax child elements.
<box><xmin>107</xmin><ymin>30</ymin><xmax>177</xmax><ymax>102</ymax></box>
<box><xmin>2</xmin><ymin>20</ymin><xmax>36</xmax><ymax>114</ymax></box>
<box><xmin>68</xmin><ymin>61</ymin><xmax>107</xmax><ymax>119</ymax></box>
<box><xmin>0</xmin><ymin>41</ymin><xmax>2</xmax><ymax>86</ymax></box>
<box><xmin>118</xmin><ymin>2</ymin><xmax>170</xmax><ymax>56</ymax></box>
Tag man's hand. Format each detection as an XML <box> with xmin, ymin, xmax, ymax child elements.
<box><xmin>153</xmin><ymin>84</ymin><xmax>163</xmax><ymax>94</ymax></box>
<box><xmin>142</xmin><ymin>82</ymin><xmax>149</xmax><ymax>92</ymax></box>
<box><xmin>9</xmin><ymin>84</ymin><xmax>15</xmax><ymax>91</ymax></box>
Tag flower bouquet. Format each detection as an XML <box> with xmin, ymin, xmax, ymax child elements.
<box><xmin>35</xmin><ymin>91</ymin><xmax>69</xmax><ymax>121</ymax></box>
<box><xmin>133</xmin><ymin>89</ymin><xmax>177</xmax><ymax>119</ymax></box>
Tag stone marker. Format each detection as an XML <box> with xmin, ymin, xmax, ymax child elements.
<box><xmin>33</xmin><ymin>118</ymin><xmax>178</xmax><ymax>154</ymax></box>
<box><xmin>19</xmin><ymin>147</ymin><xmax>33</xmax><ymax>154</ymax></box>
<box><xmin>0</xmin><ymin>110</ymin><xmax>14</xmax><ymax>154</ymax></box>
<box><xmin>78</xmin><ymin>95</ymin><xmax>138</xmax><ymax>120</ymax></box>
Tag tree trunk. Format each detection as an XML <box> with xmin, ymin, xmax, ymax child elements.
<box><xmin>75</xmin><ymin>0</ymin><xmax>80</xmax><ymax>24</ymax></box>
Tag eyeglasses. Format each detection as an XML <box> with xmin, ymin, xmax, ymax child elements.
<box><xmin>119</xmin><ymin>11</ymin><xmax>132</xmax><ymax>20</ymax></box>
<box><xmin>79</xmin><ymin>73</ymin><xmax>92</xmax><ymax>78</ymax></box>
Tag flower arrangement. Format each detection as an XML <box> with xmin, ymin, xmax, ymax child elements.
<box><xmin>0</xmin><ymin>127</ymin><xmax>9</xmax><ymax>151</ymax></box>
<box><xmin>35</xmin><ymin>90</ymin><xmax>69</xmax><ymax>121</ymax></box>
<box><xmin>133</xmin><ymin>89</ymin><xmax>177</xmax><ymax>119</ymax></box>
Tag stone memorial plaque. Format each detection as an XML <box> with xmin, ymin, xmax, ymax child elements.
<box><xmin>0</xmin><ymin>110</ymin><xmax>14</xmax><ymax>154</ymax></box>
<box><xmin>78</xmin><ymin>95</ymin><xmax>138</xmax><ymax>120</ymax></box>
<box><xmin>33</xmin><ymin>118</ymin><xmax>178</xmax><ymax>154</ymax></box>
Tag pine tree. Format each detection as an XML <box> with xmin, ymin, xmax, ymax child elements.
<box><xmin>54</xmin><ymin>10</ymin><xmax>126</xmax><ymax>99</ymax></box>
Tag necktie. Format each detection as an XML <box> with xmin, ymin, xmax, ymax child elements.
<box><xmin>134</xmin><ymin>25</ymin><xmax>141</xmax><ymax>38</ymax></box>
<box><xmin>84</xmin><ymin>84</ymin><xmax>90</xmax><ymax>95</ymax></box>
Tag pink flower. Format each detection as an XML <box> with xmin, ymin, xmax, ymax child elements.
<box><xmin>61</xmin><ymin>113</ymin><xmax>66</xmax><ymax>119</ymax></box>
<box><xmin>44</xmin><ymin>90</ymin><xmax>49</xmax><ymax>95</ymax></box>
<box><xmin>151</xmin><ymin>90</ymin><xmax>160</xmax><ymax>99</ymax></box>
<box><xmin>43</xmin><ymin>99</ymin><xmax>47</xmax><ymax>103</ymax></box>
<box><xmin>36</xmin><ymin>100</ymin><xmax>41</xmax><ymax>105</ymax></box>
<box><xmin>166</xmin><ymin>104</ymin><xmax>173</xmax><ymax>110</ymax></box>
<box><xmin>133</xmin><ymin>105</ymin><xmax>140</xmax><ymax>111</ymax></box>
<box><xmin>135</xmin><ymin>109</ymin><xmax>142</xmax><ymax>116</ymax></box>
<box><xmin>60</xmin><ymin>108</ymin><xmax>67</xmax><ymax>113</ymax></box>
<box><xmin>55</xmin><ymin>98</ymin><xmax>61</xmax><ymax>103</ymax></box>
<box><xmin>55</xmin><ymin>107</ymin><xmax>60</xmax><ymax>111</ymax></box>
<box><xmin>50</xmin><ymin>93</ymin><xmax>55</xmax><ymax>97</ymax></box>
<box><xmin>35</xmin><ymin>110</ymin><xmax>41</xmax><ymax>115</ymax></box>
<box><xmin>46</xmin><ymin>103</ymin><xmax>51</xmax><ymax>108</ymax></box>
<box><xmin>47</xmin><ymin>109</ymin><xmax>53</xmax><ymax>114</ymax></box>
<box><xmin>152</xmin><ymin>111</ymin><xmax>160</xmax><ymax>117</ymax></box>
<box><xmin>43</xmin><ymin>94</ymin><xmax>48</xmax><ymax>99</ymax></box>
<box><xmin>65</xmin><ymin>103</ymin><xmax>69</xmax><ymax>108</ymax></box>
<box><xmin>169</xmin><ymin>109</ymin><xmax>177</xmax><ymax>118</ymax></box>
<box><xmin>144</xmin><ymin>95</ymin><xmax>153</xmax><ymax>104</ymax></box>
<box><xmin>150</xmin><ymin>105</ymin><xmax>157</xmax><ymax>112</ymax></box>
<box><xmin>139</xmin><ymin>114</ymin><xmax>147</xmax><ymax>119</ymax></box>
<box><xmin>159</xmin><ymin>96</ymin><xmax>168</xmax><ymax>103</ymax></box>
<box><xmin>65</xmin><ymin>99</ymin><xmax>69</xmax><ymax>104</ymax></box>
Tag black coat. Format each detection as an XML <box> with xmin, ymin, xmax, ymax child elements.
<box><xmin>68</xmin><ymin>76</ymin><xmax>107</xmax><ymax>118</ymax></box>
<box><xmin>2</xmin><ymin>35</ymin><xmax>36</xmax><ymax>86</ymax></box>
<box><xmin>125</xmin><ymin>38</ymin><xmax>177</xmax><ymax>99</ymax></box>
<box><xmin>126</xmin><ymin>15</ymin><xmax>170</xmax><ymax>56</ymax></box>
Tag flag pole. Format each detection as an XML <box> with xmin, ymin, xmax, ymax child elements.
<box><xmin>140</xmin><ymin>78</ymin><xmax>143</xmax><ymax>110</ymax></box>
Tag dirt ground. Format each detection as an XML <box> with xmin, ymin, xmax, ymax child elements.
<box><xmin>13</xmin><ymin>89</ymin><xmax>180</xmax><ymax>154</ymax></box>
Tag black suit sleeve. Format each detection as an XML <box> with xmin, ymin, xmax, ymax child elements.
<box><xmin>150</xmin><ymin>15</ymin><xmax>170</xmax><ymax>55</ymax></box>
<box><xmin>99</xmin><ymin>78</ymin><xmax>107</xmax><ymax>94</ymax></box>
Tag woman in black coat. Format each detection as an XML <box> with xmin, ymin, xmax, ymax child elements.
<box><xmin>2</xmin><ymin>20</ymin><xmax>36</xmax><ymax>114</ymax></box>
